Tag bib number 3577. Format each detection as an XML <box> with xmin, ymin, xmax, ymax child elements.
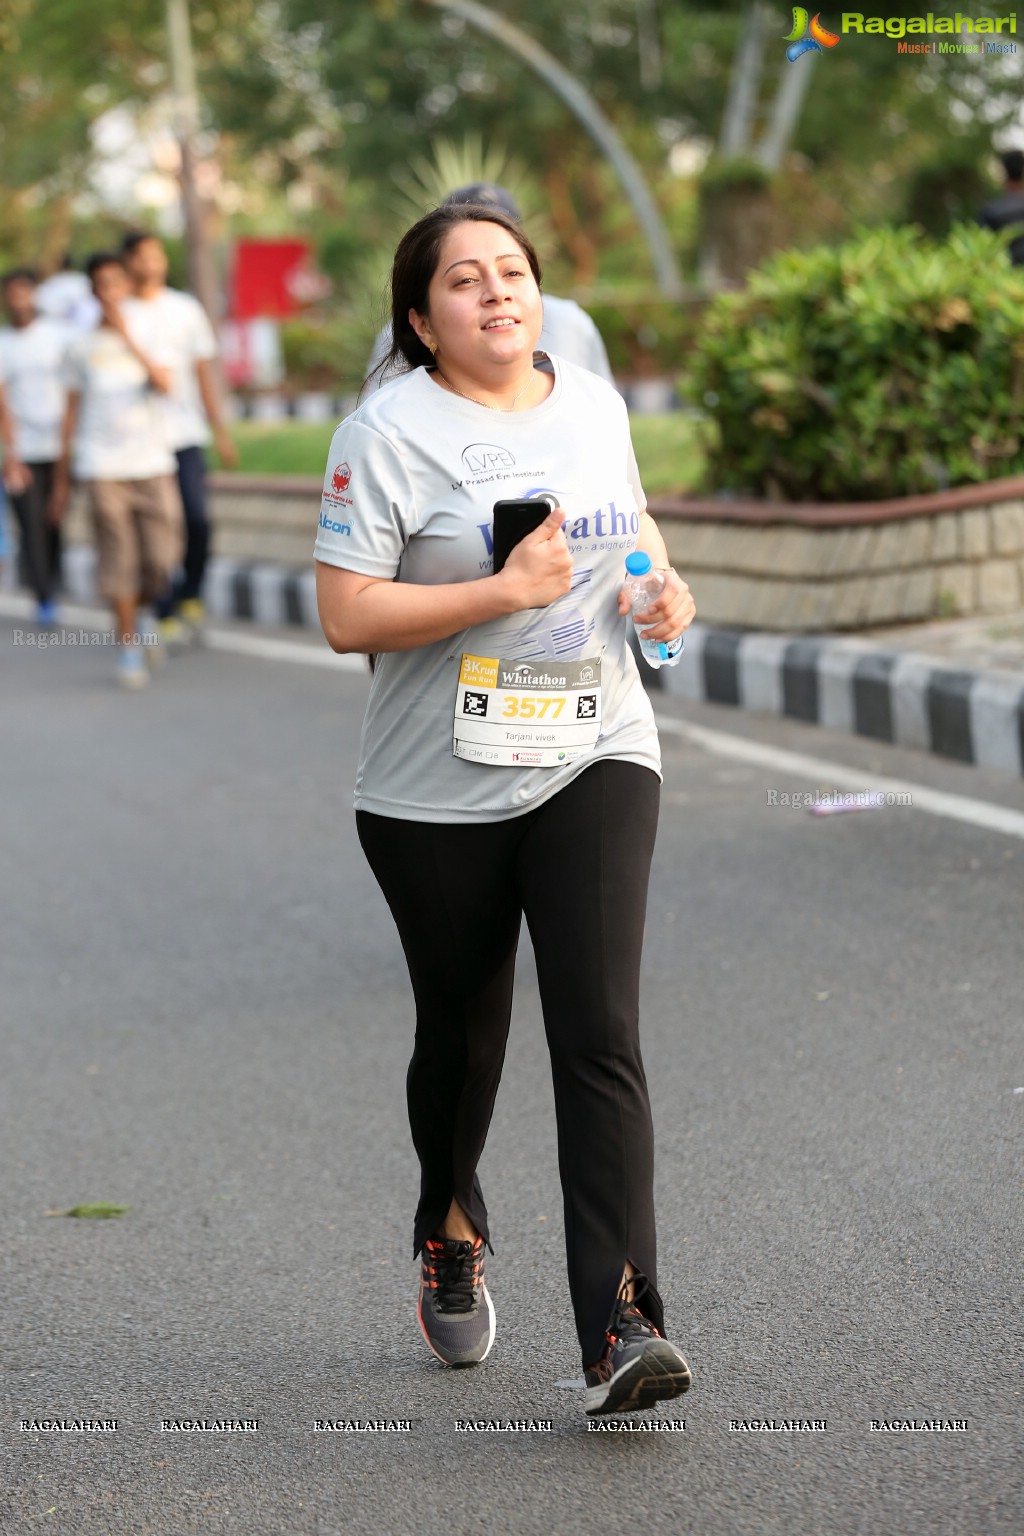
<box><xmin>453</xmin><ymin>653</ymin><xmax>602</xmax><ymax>768</ymax></box>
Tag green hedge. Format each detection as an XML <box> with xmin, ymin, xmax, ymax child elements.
<box><xmin>685</xmin><ymin>224</ymin><xmax>1024</xmax><ymax>501</ymax></box>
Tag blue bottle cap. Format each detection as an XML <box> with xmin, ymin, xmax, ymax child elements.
<box><xmin>625</xmin><ymin>552</ymin><xmax>652</xmax><ymax>576</ymax></box>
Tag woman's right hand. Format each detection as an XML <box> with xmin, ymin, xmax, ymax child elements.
<box><xmin>498</xmin><ymin>506</ymin><xmax>574</xmax><ymax>610</ymax></box>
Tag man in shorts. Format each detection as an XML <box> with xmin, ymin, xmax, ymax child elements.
<box><xmin>54</xmin><ymin>253</ymin><xmax>184</xmax><ymax>689</ymax></box>
<box><xmin>121</xmin><ymin>230</ymin><xmax>236</xmax><ymax>643</ymax></box>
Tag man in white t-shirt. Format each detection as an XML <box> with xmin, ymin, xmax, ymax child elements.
<box><xmin>0</xmin><ymin>268</ymin><xmax>74</xmax><ymax>624</ymax></box>
<box><xmin>120</xmin><ymin>231</ymin><xmax>237</xmax><ymax>640</ymax></box>
<box><xmin>55</xmin><ymin>252</ymin><xmax>184</xmax><ymax>689</ymax></box>
<box><xmin>363</xmin><ymin>184</ymin><xmax>614</xmax><ymax>394</ymax></box>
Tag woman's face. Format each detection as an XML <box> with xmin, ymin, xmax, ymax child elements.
<box><xmin>411</xmin><ymin>220</ymin><xmax>543</xmax><ymax>378</ymax></box>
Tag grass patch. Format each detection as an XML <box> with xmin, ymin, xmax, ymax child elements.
<box><xmin>226</xmin><ymin>412</ymin><xmax>705</xmax><ymax>495</ymax></box>
<box><xmin>630</xmin><ymin>413</ymin><xmax>705</xmax><ymax>498</ymax></box>
<box><xmin>46</xmin><ymin>1203</ymin><xmax>130</xmax><ymax>1219</ymax></box>
<box><xmin>229</xmin><ymin>421</ymin><xmax>337</xmax><ymax>477</ymax></box>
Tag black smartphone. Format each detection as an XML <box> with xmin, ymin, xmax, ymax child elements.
<box><xmin>491</xmin><ymin>495</ymin><xmax>560</xmax><ymax>573</ymax></box>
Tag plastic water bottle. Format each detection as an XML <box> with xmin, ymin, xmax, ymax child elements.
<box><xmin>624</xmin><ymin>551</ymin><xmax>684</xmax><ymax>669</ymax></box>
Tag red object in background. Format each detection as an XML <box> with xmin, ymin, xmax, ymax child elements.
<box><xmin>231</xmin><ymin>239</ymin><xmax>317</xmax><ymax>319</ymax></box>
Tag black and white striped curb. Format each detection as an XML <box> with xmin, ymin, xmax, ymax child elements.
<box><xmin>648</xmin><ymin>625</ymin><xmax>1024</xmax><ymax>779</ymax></box>
<box><xmin>59</xmin><ymin>547</ymin><xmax>1024</xmax><ymax>777</ymax></box>
<box><xmin>61</xmin><ymin>547</ymin><xmax>321</xmax><ymax>630</ymax></box>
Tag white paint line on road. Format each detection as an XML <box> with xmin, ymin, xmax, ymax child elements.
<box><xmin>5</xmin><ymin>594</ymin><xmax>1021</xmax><ymax>837</ymax></box>
<box><xmin>209</xmin><ymin>630</ymin><xmax>1024</xmax><ymax>838</ymax></box>
<box><xmin>203</xmin><ymin>629</ymin><xmax>365</xmax><ymax>671</ymax></box>
<box><xmin>655</xmin><ymin>715</ymin><xmax>1024</xmax><ymax>842</ymax></box>
<box><xmin>0</xmin><ymin>593</ymin><xmax>365</xmax><ymax>672</ymax></box>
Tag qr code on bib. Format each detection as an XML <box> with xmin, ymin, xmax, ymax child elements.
<box><xmin>577</xmin><ymin>694</ymin><xmax>598</xmax><ymax>720</ymax></box>
<box><xmin>463</xmin><ymin>691</ymin><xmax>489</xmax><ymax>717</ymax></box>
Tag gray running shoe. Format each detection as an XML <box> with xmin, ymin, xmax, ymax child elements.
<box><xmin>584</xmin><ymin>1275</ymin><xmax>691</xmax><ymax>1416</ymax></box>
<box><xmin>417</xmin><ymin>1236</ymin><xmax>495</xmax><ymax>1367</ymax></box>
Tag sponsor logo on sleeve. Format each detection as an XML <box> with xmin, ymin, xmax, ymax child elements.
<box><xmin>319</xmin><ymin>508</ymin><xmax>351</xmax><ymax>536</ymax></box>
<box><xmin>323</xmin><ymin>461</ymin><xmax>354</xmax><ymax>516</ymax></box>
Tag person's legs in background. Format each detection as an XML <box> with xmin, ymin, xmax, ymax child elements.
<box><xmin>89</xmin><ymin>480</ymin><xmax>147</xmax><ymax>688</ymax></box>
<box><xmin>135</xmin><ymin>472</ymin><xmax>185</xmax><ymax>668</ymax></box>
<box><xmin>154</xmin><ymin>444</ymin><xmax>208</xmax><ymax>636</ymax></box>
<box><xmin>0</xmin><ymin>479</ymin><xmax>9</xmax><ymax>587</ymax></box>
<box><xmin>10</xmin><ymin>462</ymin><xmax>61</xmax><ymax>623</ymax></box>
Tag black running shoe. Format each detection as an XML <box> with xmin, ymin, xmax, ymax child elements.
<box><xmin>417</xmin><ymin>1235</ymin><xmax>495</xmax><ymax>1367</ymax></box>
<box><xmin>584</xmin><ymin>1274</ymin><xmax>691</xmax><ymax>1416</ymax></box>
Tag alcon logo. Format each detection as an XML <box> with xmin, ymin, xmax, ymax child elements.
<box><xmin>319</xmin><ymin>509</ymin><xmax>351</xmax><ymax>536</ymax></box>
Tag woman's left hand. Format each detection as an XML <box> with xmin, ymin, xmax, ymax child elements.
<box><xmin>617</xmin><ymin>568</ymin><xmax>696</xmax><ymax>645</ymax></box>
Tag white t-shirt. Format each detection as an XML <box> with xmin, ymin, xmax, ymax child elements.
<box><xmin>314</xmin><ymin>354</ymin><xmax>660</xmax><ymax>823</ymax></box>
<box><xmin>34</xmin><ymin>271</ymin><xmax>93</xmax><ymax>325</ymax></box>
<box><xmin>64</xmin><ymin>328</ymin><xmax>176</xmax><ymax>481</ymax></box>
<box><xmin>0</xmin><ymin>318</ymin><xmax>74</xmax><ymax>462</ymax></box>
<box><xmin>123</xmin><ymin>289</ymin><xmax>218</xmax><ymax>450</ymax></box>
<box><xmin>364</xmin><ymin>294</ymin><xmax>614</xmax><ymax>393</ymax></box>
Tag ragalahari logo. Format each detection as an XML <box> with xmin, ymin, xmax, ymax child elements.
<box><xmin>784</xmin><ymin>8</ymin><xmax>841</xmax><ymax>61</ymax></box>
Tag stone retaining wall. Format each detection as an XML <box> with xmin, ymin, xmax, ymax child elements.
<box><xmin>656</xmin><ymin>481</ymin><xmax>1024</xmax><ymax>631</ymax></box>
<box><xmin>60</xmin><ymin>473</ymin><xmax>1024</xmax><ymax>633</ymax></box>
<box><xmin>62</xmin><ymin>476</ymin><xmax>321</xmax><ymax>568</ymax></box>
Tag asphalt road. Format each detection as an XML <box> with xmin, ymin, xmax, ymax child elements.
<box><xmin>2</xmin><ymin>616</ymin><xmax>1022</xmax><ymax>1536</ymax></box>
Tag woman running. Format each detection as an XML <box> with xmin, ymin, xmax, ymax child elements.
<box><xmin>315</xmin><ymin>203</ymin><xmax>695</xmax><ymax>1417</ymax></box>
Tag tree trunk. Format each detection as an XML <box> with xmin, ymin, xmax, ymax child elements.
<box><xmin>546</xmin><ymin>163</ymin><xmax>598</xmax><ymax>287</ymax></box>
<box><xmin>718</xmin><ymin>1</ymin><xmax>770</xmax><ymax>158</ymax></box>
<box><xmin>755</xmin><ymin>50</ymin><xmax>817</xmax><ymax>173</ymax></box>
<box><xmin>38</xmin><ymin>192</ymin><xmax>74</xmax><ymax>275</ymax></box>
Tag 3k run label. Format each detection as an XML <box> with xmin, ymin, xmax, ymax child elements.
<box><xmin>454</xmin><ymin>654</ymin><xmax>602</xmax><ymax>768</ymax></box>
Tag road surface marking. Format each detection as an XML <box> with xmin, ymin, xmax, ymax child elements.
<box><xmin>655</xmin><ymin>715</ymin><xmax>1024</xmax><ymax>841</ymax></box>
<box><xmin>0</xmin><ymin>593</ymin><xmax>365</xmax><ymax>672</ymax></box>
<box><xmin>5</xmin><ymin>596</ymin><xmax>1020</xmax><ymax>837</ymax></box>
<box><xmin>203</xmin><ymin>629</ymin><xmax>365</xmax><ymax>671</ymax></box>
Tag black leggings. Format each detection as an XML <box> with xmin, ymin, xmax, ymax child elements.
<box><xmin>11</xmin><ymin>461</ymin><xmax>61</xmax><ymax>604</ymax></box>
<box><xmin>356</xmin><ymin>759</ymin><xmax>665</xmax><ymax>1367</ymax></box>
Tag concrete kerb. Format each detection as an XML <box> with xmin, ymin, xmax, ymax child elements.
<box><xmin>19</xmin><ymin>548</ymin><xmax>1024</xmax><ymax>778</ymax></box>
<box><xmin>652</xmin><ymin>620</ymin><xmax>1023</xmax><ymax>777</ymax></box>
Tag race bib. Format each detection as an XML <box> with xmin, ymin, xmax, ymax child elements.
<box><xmin>453</xmin><ymin>654</ymin><xmax>602</xmax><ymax>768</ymax></box>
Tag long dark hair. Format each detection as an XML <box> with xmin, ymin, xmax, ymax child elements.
<box><xmin>369</xmin><ymin>204</ymin><xmax>543</xmax><ymax>387</ymax></box>
<box><xmin>365</xmin><ymin>207</ymin><xmax>543</xmax><ymax>674</ymax></box>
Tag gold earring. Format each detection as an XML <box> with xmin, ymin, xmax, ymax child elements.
<box><xmin>428</xmin><ymin>341</ymin><xmax>438</xmax><ymax>356</ymax></box>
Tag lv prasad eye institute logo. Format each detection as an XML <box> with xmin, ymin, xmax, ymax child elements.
<box><xmin>784</xmin><ymin>9</ymin><xmax>841</xmax><ymax>60</ymax></box>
